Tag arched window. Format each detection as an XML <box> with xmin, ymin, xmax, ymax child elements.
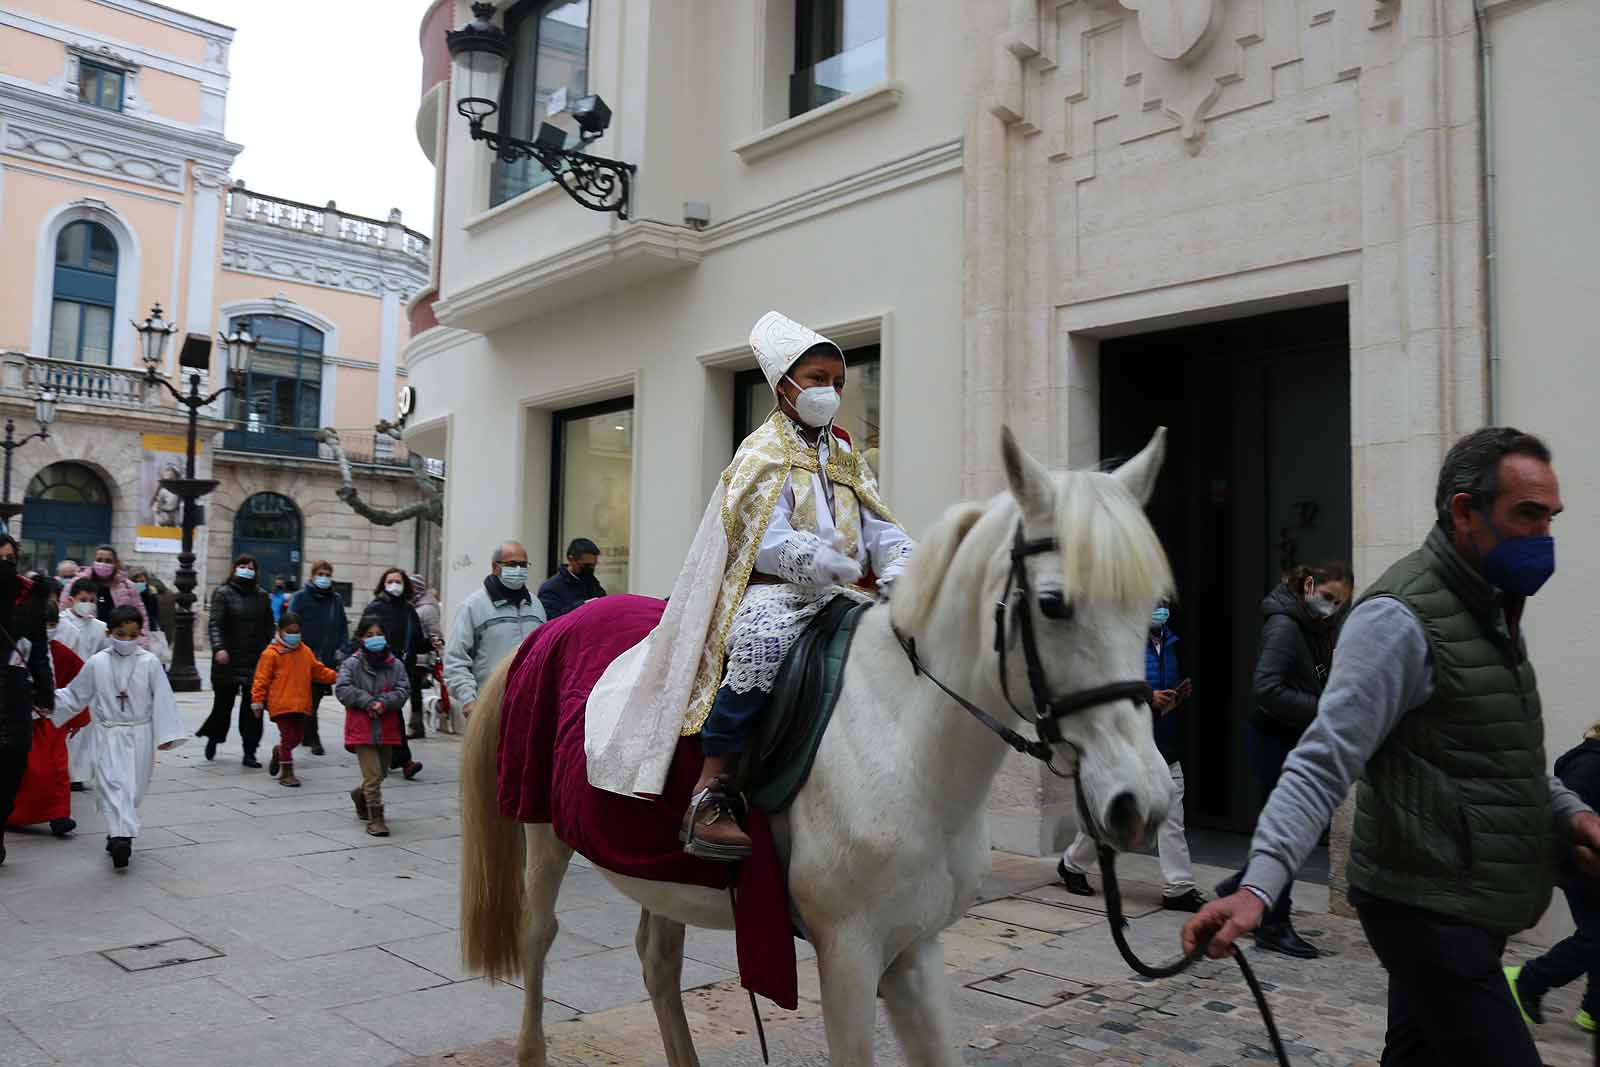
<box><xmin>232</xmin><ymin>492</ymin><xmax>303</xmax><ymax>589</ymax></box>
<box><xmin>229</xmin><ymin>314</ymin><xmax>324</xmax><ymax>455</ymax></box>
<box><xmin>19</xmin><ymin>462</ymin><xmax>112</xmax><ymax>573</ymax></box>
<box><xmin>50</xmin><ymin>221</ymin><xmax>118</xmax><ymax>363</ymax></box>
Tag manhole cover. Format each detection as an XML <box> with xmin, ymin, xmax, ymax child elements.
<box><xmin>101</xmin><ymin>937</ymin><xmax>224</xmax><ymax>972</ymax></box>
<box><xmin>966</xmin><ymin>968</ymin><xmax>1095</xmax><ymax>1008</ymax></box>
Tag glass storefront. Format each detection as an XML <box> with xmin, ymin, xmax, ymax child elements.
<box><xmin>734</xmin><ymin>343</ymin><xmax>882</xmax><ymax>481</ymax></box>
<box><xmin>551</xmin><ymin>399</ymin><xmax>632</xmax><ymax>593</ymax></box>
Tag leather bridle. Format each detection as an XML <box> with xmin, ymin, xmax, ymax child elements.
<box><xmin>894</xmin><ymin>521</ymin><xmax>1152</xmax><ymax>777</ymax></box>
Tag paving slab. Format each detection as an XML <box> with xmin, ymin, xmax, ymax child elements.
<box><xmin>334</xmin><ymin>977</ymin><xmax>577</xmax><ymax>1057</ymax></box>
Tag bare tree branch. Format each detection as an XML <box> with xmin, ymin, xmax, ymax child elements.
<box><xmin>317</xmin><ymin>427</ymin><xmax>443</xmax><ymax>526</ymax></box>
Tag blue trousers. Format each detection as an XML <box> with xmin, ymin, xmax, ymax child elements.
<box><xmin>699</xmin><ymin>687</ymin><xmax>767</xmax><ymax>758</ymax></box>
<box><xmin>1521</xmin><ymin>883</ymin><xmax>1600</xmax><ymax>1016</ymax></box>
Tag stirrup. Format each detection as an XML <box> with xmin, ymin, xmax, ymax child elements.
<box><xmin>680</xmin><ymin>778</ymin><xmax>753</xmax><ymax>862</ymax></box>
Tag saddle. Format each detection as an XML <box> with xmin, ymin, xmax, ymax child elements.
<box><xmin>733</xmin><ymin>595</ymin><xmax>870</xmax><ymax>814</ymax></box>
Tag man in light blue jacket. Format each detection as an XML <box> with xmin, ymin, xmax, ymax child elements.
<box><xmin>443</xmin><ymin>541</ymin><xmax>546</xmax><ymax>719</ymax></box>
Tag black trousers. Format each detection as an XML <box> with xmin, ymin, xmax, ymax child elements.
<box><xmin>0</xmin><ymin>748</ymin><xmax>28</xmax><ymax>840</ymax></box>
<box><xmin>1353</xmin><ymin>889</ymin><xmax>1542</xmax><ymax>1066</ymax></box>
<box><xmin>1521</xmin><ymin>882</ymin><xmax>1600</xmax><ymax>1017</ymax></box>
<box><xmin>307</xmin><ymin>685</ymin><xmax>330</xmax><ymax>748</ymax></box>
<box><xmin>197</xmin><ymin>672</ymin><xmax>263</xmax><ymax>755</ymax></box>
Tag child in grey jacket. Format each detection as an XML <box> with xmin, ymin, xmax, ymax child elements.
<box><xmin>334</xmin><ymin>614</ymin><xmax>411</xmax><ymax>837</ymax></box>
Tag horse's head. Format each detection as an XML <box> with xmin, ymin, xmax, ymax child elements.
<box><xmin>991</xmin><ymin>427</ymin><xmax>1175</xmax><ymax>852</ymax></box>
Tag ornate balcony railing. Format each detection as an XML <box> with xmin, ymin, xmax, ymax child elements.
<box><xmin>1</xmin><ymin>352</ymin><xmax>151</xmax><ymax>408</ymax></box>
<box><xmin>225</xmin><ymin>185</ymin><xmax>431</xmax><ymax>263</ymax></box>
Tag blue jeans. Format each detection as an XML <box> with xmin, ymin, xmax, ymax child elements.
<box><xmin>699</xmin><ymin>687</ymin><xmax>767</xmax><ymax>758</ymax></box>
<box><xmin>1521</xmin><ymin>883</ymin><xmax>1600</xmax><ymax>1016</ymax></box>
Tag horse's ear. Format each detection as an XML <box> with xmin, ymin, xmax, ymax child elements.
<box><xmin>1000</xmin><ymin>426</ymin><xmax>1052</xmax><ymax>516</ymax></box>
<box><xmin>890</xmin><ymin>502</ymin><xmax>985</xmax><ymax>637</ymax></box>
<box><xmin>1112</xmin><ymin>426</ymin><xmax>1167</xmax><ymax>507</ymax></box>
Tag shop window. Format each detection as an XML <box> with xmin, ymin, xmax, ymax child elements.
<box><xmin>78</xmin><ymin>61</ymin><xmax>124</xmax><ymax>112</ymax></box>
<box><xmin>733</xmin><ymin>342</ymin><xmax>882</xmax><ymax>481</ymax></box>
<box><xmin>791</xmin><ymin>0</ymin><xmax>885</xmax><ymax>117</ymax></box>
<box><xmin>49</xmin><ymin>221</ymin><xmax>118</xmax><ymax>364</ymax></box>
<box><xmin>225</xmin><ymin>315</ymin><xmax>324</xmax><ymax>457</ymax></box>
<box><xmin>491</xmin><ymin>0</ymin><xmax>591</xmax><ymax>207</ymax></box>
<box><xmin>550</xmin><ymin>398</ymin><xmax>631</xmax><ymax>594</ymax></box>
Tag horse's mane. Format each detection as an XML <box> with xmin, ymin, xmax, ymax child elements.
<box><xmin>891</xmin><ymin>468</ymin><xmax>1173</xmax><ymax>636</ymax></box>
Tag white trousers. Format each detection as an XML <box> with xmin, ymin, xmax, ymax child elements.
<box><xmin>1061</xmin><ymin>760</ymin><xmax>1195</xmax><ymax>896</ymax></box>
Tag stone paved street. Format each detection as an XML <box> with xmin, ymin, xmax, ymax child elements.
<box><xmin>0</xmin><ymin>692</ymin><xmax>1592</xmax><ymax>1065</ymax></box>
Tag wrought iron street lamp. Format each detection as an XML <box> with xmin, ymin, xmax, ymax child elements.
<box><xmin>447</xmin><ymin>2</ymin><xmax>637</xmax><ymax>217</ymax></box>
<box><xmin>0</xmin><ymin>389</ymin><xmax>57</xmax><ymax>524</ymax></box>
<box><xmin>137</xmin><ymin>304</ymin><xmax>257</xmax><ymax>692</ymax></box>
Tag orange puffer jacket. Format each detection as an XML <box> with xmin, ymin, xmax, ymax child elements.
<box><xmin>251</xmin><ymin>639</ymin><xmax>338</xmax><ymax>718</ymax></box>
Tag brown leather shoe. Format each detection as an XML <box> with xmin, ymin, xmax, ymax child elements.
<box><xmin>350</xmin><ymin>787</ymin><xmax>369</xmax><ymax>820</ymax></box>
<box><xmin>366</xmin><ymin>805</ymin><xmax>390</xmax><ymax>837</ymax></box>
<box><xmin>278</xmin><ymin>767</ymin><xmax>300</xmax><ymax>788</ymax></box>
<box><xmin>680</xmin><ymin>781</ymin><xmax>752</xmax><ymax>861</ymax></box>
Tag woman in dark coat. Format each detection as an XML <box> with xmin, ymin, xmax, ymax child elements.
<box><xmin>363</xmin><ymin>567</ymin><xmax>428</xmax><ymax>779</ymax></box>
<box><xmin>197</xmin><ymin>554</ymin><xmax>275</xmax><ymax>767</ymax></box>
<box><xmin>0</xmin><ymin>535</ymin><xmax>56</xmax><ymax>865</ymax></box>
<box><xmin>1222</xmin><ymin>560</ymin><xmax>1353</xmax><ymax>960</ymax></box>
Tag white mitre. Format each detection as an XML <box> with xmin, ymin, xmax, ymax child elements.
<box><xmin>749</xmin><ymin>311</ymin><xmax>844</xmax><ymax>393</ymax></box>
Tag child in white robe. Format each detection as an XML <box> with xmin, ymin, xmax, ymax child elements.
<box><xmin>51</xmin><ymin>606</ymin><xmax>186</xmax><ymax>869</ymax></box>
<box><xmin>59</xmin><ymin>578</ymin><xmax>109</xmax><ymax>791</ymax></box>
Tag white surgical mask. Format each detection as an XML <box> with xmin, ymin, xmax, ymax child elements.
<box><xmin>498</xmin><ymin>566</ymin><xmax>528</xmax><ymax>590</ymax></box>
<box><xmin>783</xmin><ymin>376</ymin><xmax>841</xmax><ymax>428</ymax></box>
<box><xmin>110</xmin><ymin>637</ymin><xmax>139</xmax><ymax>656</ymax></box>
<box><xmin>46</xmin><ymin>625</ymin><xmax>57</xmax><ymax>640</ymax></box>
<box><xmin>385</xmin><ymin>581</ymin><xmax>405</xmax><ymax>598</ymax></box>
<box><xmin>72</xmin><ymin>601</ymin><xmax>96</xmax><ymax>619</ymax></box>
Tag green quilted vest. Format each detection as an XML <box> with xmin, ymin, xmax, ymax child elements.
<box><xmin>1347</xmin><ymin>527</ymin><xmax>1552</xmax><ymax>936</ymax></box>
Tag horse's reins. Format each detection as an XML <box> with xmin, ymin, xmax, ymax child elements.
<box><xmin>895</xmin><ymin>520</ymin><xmax>1290</xmax><ymax>1067</ymax></box>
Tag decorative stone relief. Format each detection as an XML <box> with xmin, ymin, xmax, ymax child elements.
<box><xmin>3</xmin><ymin>123</ymin><xmax>183</xmax><ymax>189</ymax></box>
<box><xmin>192</xmin><ymin>167</ymin><xmax>230</xmax><ymax>189</ymax></box>
<box><xmin>221</xmin><ymin>239</ymin><xmax>386</xmax><ymax>296</ymax></box>
<box><xmin>1117</xmin><ymin>0</ymin><xmax>1222</xmax><ymax>63</ymax></box>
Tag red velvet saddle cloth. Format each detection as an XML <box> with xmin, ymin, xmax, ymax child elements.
<box><xmin>496</xmin><ymin>594</ymin><xmax>797</xmax><ymax>1010</ymax></box>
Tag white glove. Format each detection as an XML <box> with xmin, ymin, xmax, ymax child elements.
<box><xmin>813</xmin><ymin>532</ymin><xmax>863</xmax><ymax>588</ymax></box>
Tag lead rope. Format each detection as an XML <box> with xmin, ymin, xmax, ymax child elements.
<box><xmin>726</xmin><ymin>882</ymin><xmax>770</xmax><ymax>1064</ymax></box>
<box><xmin>1095</xmin><ymin>843</ymin><xmax>1290</xmax><ymax>1065</ymax></box>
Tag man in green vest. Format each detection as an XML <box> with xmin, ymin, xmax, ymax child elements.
<box><xmin>1182</xmin><ymin>427</ymin><xmax>1600</xmax><ymax>1065</ymax></box>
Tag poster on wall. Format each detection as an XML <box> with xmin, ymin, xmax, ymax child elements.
<box><xmin>134</xmin><ymin>433</ymin><xmax>190</xmax><ymax>554</ymax></box>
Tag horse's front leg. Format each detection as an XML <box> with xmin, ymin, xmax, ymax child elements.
<box><xmin>880</xmin><ymin>935</ymin><xmax>961</xmax><ymax>1066</ymax></box>
<box><xmin>517</xmin><ymin>825</ymin><xmax>572</xmax><ymax>1067</ymax></box>
<box><xmin>816</xmin><ymin>923</ymin><xmax>886</xmax><ymax>1066</ymax></box>
<box><xmin>636</xmin><ymin>910</ymin><xmax>699</xmax><ymax>1066</ymax></box>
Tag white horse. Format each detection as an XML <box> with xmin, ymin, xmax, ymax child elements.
<box><xmin>460</xmin><ymin>427</ymin><xmax>1176</xmax><ymax>1066</ymax></box>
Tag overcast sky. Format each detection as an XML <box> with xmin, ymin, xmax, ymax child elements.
<box><xmin>180</xmin><ymin>0</ymin><xmax>438</xmax><ymax>235</ymax></box>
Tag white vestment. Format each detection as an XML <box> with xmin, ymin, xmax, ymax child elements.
<box><xmin>52</xmin><ymin>649</ymin><xmax>186</xmax><ymax>838</ymax></box>
<box><xmin>56</xmin><ymin>615</ymin><xmax>108</xmax><ymax>783</ymax></box>
<box><xmin>586</xmin><ymin>431</ymin><xmax>913</xmax><ymax>798</ymax></box>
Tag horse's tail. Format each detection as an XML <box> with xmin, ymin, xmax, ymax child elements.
<box><xmin>459</xmin><ymin>652</ymin><xmax>525</xmax><ymax>983</ymax></box>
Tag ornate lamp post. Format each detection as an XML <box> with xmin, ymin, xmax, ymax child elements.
<box><xmin>447</xmin><ymin>2</ymin><xmax>637</xmax><ymax>217</ymax></box>
<box><xmin>137</xmin><ymin>304</ymin><xmax>256</xmax><ymax>692</ymax></box>
<box><xmin>0</xmin><ymin>390</ymin><xmax>57</xmax><ymax>524</ymax></box>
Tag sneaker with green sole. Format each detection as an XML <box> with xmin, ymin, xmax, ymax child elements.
<box><xmin>1577</xmin><ymin>1009</ymin><xmax>1595</xmax><ymax>1033</ymax></box>
<box><xmin>1504</xmin><ymin>965</ymin><xmax>1545</xmax><ymax>1026</ymax></box>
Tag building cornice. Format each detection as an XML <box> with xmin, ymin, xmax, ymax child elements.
<box><xmin>403</xmin><ymin>325</ymin><xmax>476</xmax><ymax>371</ymax></box>
<box><xmin>0</xmin><ymin>81</ymin><xmax>241</xmax><ymax>191</ymax></box>
<box><xmin>221</xmin><ymin>219</ymin><xmax>432</xmax><ymax>301</ymax></box>
<box><xmin>0</xmin><ymin>7</ymin><xmax>231</xmax><ymax>92</ymax></box>
<box><xmin>89</xmin><ymin>0</ymin><xmax>235</xmax><ymax>41</ymax></box>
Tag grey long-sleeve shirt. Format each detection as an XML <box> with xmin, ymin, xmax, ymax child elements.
<box><xmin>1242</xmin><ymin>595</ymin><xmax>1592</xmax><ymax>905</ymax></box>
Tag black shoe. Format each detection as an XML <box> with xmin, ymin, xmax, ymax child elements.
<box><xmin>309</xmin><ymin>743</ymin><xmax>325</xmax><ymax>756</ymax></box>
<box><xmin>1161</xmin><ymin>888</ymin><xmax>1207</xmax><ymax>913</ymax></box>
<box><xmin>268</xmin><ymin>748</ymin><xmax>281</xmax><ymax>777</ymax></box>
<box><xmin>1058</xmin><ymin>861</ymin><xmax>1095</xmax><ymax>896</ymax></box>
<box><xmin>108</xmin><ymin>837</ymin><xmax>132</xmax><ymax>870</ymax></box>
<box><xmin>1254</xmin><ymin>922</ymin><xmax>1320</xmax><ymax>960</ymax></box>
<box><xmin>0</xmin><ymin>841</ymin><xmax>6</xmax><ymax>866</ymax></box>
<box><xmin>406</xmin><ymin>727</ymin><xmax>426</xmax><ymax>740</ymax></box>
<box><xmin>242</xmin><ymin>753</ymin><xmax>262</xmax><ymax>769</ymax></box>
<box><xmin>204</xmin><ymin>739</ymin><xmax>218</xmax><ymax>761</ymax></box>
<box><xmin>69</xmin><ymin>781</ymin><xmax>87</xmax><ymax>793</ymax></box>
<box><xmin>49</xmin><ymin>818</ymin><xmax>76</xmax><ymax>837</ymax></box>
<box><xmin>1506</xmin><ymin>965</ymin><xmax>1547</xmax><ymax>1025</ymax></box>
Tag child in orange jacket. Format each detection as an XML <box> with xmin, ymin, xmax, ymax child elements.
<box><xmin>252</xmin><ymin>612</ymin><xmax>337</xmax><ymax>787</ymax></box>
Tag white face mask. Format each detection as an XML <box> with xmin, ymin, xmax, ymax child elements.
<box><xmin>783</xmin><ymin>375</ymin><xmax>841</xmax><ymax>428</ymax></box>
<box><xmin>110</xmin><ymin>637</ymin><xmax>139</xmax><ymax>656</ymax></box>
<box><xmin>385</xmin><ymin>581</ymin><xmax>405</xmax><ymax>598</ymax></box>
<box><xmin>72</xmin><ymin>600</ymin><xmax>96</xmax><ymax>619</ymax></box>
<box><xmin>498</xmin><ymin>566</ymin><xmax>528</xmax><ymax>590</ymax></box>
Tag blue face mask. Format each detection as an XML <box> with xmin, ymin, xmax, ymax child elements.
<box><xmin>235</xmin><ymin>567</ymin><xmax>255</xmax><ymax>582</ymax></box>
<box><xmin>281</xmin><ymin>633</ymin><xmax>302</xmax><ymax>648</ymax></box>
<box><xmin>363</xmin><ymin>635</ymin><xmax>388</xmax><ymax>654</ymax></box>
<box><xmin>1151</xmin><ymin>607</ymin><xmax>1171</xmax><ymax>628</ymax></box>
<box><xmin>1479</xmin><ymin>514</ymin><xmax>1556</xmax><ymax>597</ymax></box>
<box><xmin>312</xmin><ymin>575</ymin><xmax>332</xmax><ymax>590</ymax></box>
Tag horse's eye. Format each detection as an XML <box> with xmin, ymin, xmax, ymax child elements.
<box><xmin>1039</xmin><ymin>592</ymin><xmax>1073</xmax><ymax>621</ymax></box>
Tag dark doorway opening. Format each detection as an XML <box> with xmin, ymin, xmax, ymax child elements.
<box><xmin>1100</xmin><ymin>302</ymin><xmax>1352</xmax><ymax>833</ymax></box>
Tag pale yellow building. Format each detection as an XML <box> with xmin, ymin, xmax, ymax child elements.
<box><xmin>0</xmin><ymin>0</ymin><xmax>439</xmax><ymax>626</ymax></box>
